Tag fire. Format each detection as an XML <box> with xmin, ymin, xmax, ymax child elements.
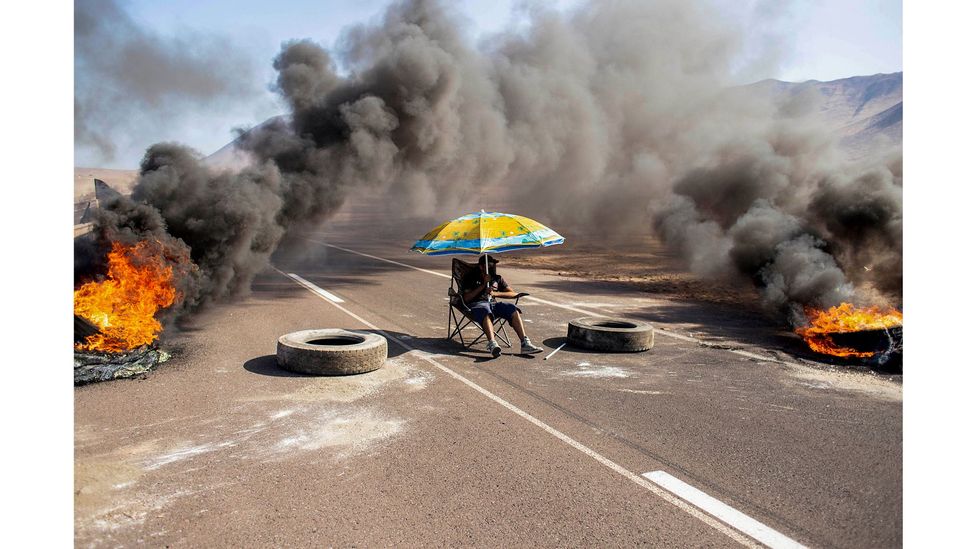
<box><xmin>796</xmin><ymin>302</ymin><xmax>903</xmax><ymax>358</ymax></box>
<box><xmin>74</xmin><ymin>240</ymin><xmax>181</xmax><ymax>353</ymax></box>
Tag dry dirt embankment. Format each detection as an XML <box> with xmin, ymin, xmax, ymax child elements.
<box><xmin>74</xmin><ymin>167</ymin><xmax>138</xmax><ymax>201</ymax></box>
<box><xmin>74</xmin><ymin>167</ymin><xmax>138</xmax><ymax>235</ymax></box>
<box><xmin>502</xmin><ymin>234</ymin><xmax>764</xmax><ymax>311</ymax></box>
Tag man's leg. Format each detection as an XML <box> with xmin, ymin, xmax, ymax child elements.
<box><xmin>510</xmin><ymin>310</ymin><xmax>528</xmax><ymax>340</ymax></box>
<box><xmin>481</xmin><ymin>316</ymin><xmax>496</xmax><ymax>341</ymax></box>
<box><xmin>481</xmin><ymin>314</ymin><xmax>502</xmax><ymax>357</ymax></box>
<box><xmin>507</xmin><ymin>308</ymin><xmax>543</xmax><ymax>354</ymax></box>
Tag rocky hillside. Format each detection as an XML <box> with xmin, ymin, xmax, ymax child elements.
<box><xmin>747</xmin><ymin>72</ymin><xmax>902</xmax><ymax>157</ymax></box>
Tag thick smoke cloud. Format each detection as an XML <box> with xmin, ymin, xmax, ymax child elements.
<box><xmin>75</xmin><ymin>0</ymin><xmax>265</xmax><ymax>165</ymax></box>
<box><xmin>83</xmin><ymin>0</ymin><xmax>902</xmax><ymax>324</ymax></box>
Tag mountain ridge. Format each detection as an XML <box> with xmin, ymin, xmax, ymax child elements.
<box><xmin>745</xmin><ymin>72</ymin><xmax>902</xmax><ymax>156</ymax></box>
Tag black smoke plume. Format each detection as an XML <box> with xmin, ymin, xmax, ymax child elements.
<box><xmin>78</xmin><ymin>0</ymin><xmax>902</xmax><ymax>324</ymax></box>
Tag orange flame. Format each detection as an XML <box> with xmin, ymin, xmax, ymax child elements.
<box><xmin>74</xmin><ymin>240</ymin><xmax>181</xmax><ymax>353</ymax></box>
<box><xmin>796</xmin><ymin>302</ymin><xmax>903</xmax><ymax>358</ymax></box>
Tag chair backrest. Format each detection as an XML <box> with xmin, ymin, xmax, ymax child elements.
<box><xmin>451</xmin><ymin>257</ymin><xmax>498</xmax><ymax>287</ymax></box>
<box><xmin>451</xmin><ymin>258</ymin><xmax>475</xmax><ymax>288</ymax></box>
<box><xmin>449</xmin><ymin>259</ymin><xmax>471</xmax><ymax>311</ymax></box>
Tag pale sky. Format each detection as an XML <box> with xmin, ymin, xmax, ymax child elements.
<box><xmin>78</xmin><ymin>0</ymin><xmax>902</xmax><ymax>169</ymax></box>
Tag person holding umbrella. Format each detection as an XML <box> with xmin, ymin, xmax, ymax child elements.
<box><xmin>411</xmin><ymin>210</ymin><xmax>564</xmax><ymax>358</ymax></box>
<box><xmin>460</xmin><ymin>255</ymin><xmax>544</xmax><ymax>357</ymax></box>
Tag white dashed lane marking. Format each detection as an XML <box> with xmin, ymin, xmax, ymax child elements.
<box><xmin>286</xmin><ymin>272</ymin><xmax>345</xmax><ymax>303</ymax></box>
<box><xmin>643</xmin><ymin>471</ymin><xmax>807</xmax><ymax>549</ymax></box>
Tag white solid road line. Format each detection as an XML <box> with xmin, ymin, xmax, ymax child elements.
<box><xmin>285</xmin><ymin>272</ymin><xmax>345</xmax><ymax>303</ymax></box>
<box><xmin>642</xmin><ymin>471</ymin><xmax>807</xmax><ymax>549</ymax></box>
<box><xmin>309</xmin><ymin>240</ymin><xmax>788</xmax><ymax>364</ymax></box>
<box><xmin>276</xmin><ymin>268</ymin><xmax>761</xmax><ymax>548</ymax></box>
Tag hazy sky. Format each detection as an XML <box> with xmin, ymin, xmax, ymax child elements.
<box><xmin>77</xmin><ymin>0</ymin><xmax>902</xmax><ymax>169</ymax></box>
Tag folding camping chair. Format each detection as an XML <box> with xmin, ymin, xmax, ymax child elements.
<box><xmin>446</xmin><ymin>257</ymin><xmax>527</xmax><ymax>349</ymax></box>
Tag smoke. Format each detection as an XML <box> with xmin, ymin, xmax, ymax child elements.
<box><xmin>81</xmin><ymin>0</ymin><xmax>902</xmax><ymax>323</ymax></box>
<box><xmin>74</xmin><ymin>0</ymin><xmax>268</xmax><ymax>166</ymax></box>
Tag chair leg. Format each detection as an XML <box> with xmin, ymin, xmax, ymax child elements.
<box><xmin>457</xmin><ymin>316</ymin><xmax>468</xmax><ymax>347</ymax></box>
<box><xmin>469</xmin><ymin>319</ymin><xmax>487</xmax><ymax>347</ymax></box>
<box><xmin>455</xmin><ymin>312</ymin><xmax>481</xmax><ymax>348</ymax></box>
<box><xmin>496</xmin><ymin>321</ymin><xmax>512</xmax><ymax>347</ymax></box>
<box><xmin>449</xmin><ymin>308</ymin><xmax>467</xmax><ymax>346</ymax></box>
<box><xmin>448</xmin><ymin>306</ymin><xmax>496</xmax><ymax>350</ymax></box>
<box><xmin>447</xmin><ymin>306</ymin><xmax>453</xmax><ymax>340</ymax></box>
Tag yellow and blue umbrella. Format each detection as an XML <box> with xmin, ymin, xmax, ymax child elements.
<box><xmin>410</xmin><ymin>210</ymin><xmax>564</xmax><ymax>256</ymax></box>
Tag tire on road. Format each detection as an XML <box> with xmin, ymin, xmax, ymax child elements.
<box><xmin>276</xmin><ymin>329</ymin><xmax>387</xmax><ymax>375</ymax></box>
<box><xmin>567</xmin><ymin>317</ymin><xmax>655</xmax><ymax>352</ymax></box>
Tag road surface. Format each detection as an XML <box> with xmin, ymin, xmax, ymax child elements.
<box><xmin>75</xmin><ymin>226</ymin><xmax>902</xmax><ymax>548</ymax></box>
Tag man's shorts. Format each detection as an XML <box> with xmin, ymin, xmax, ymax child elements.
<box><xmin>467</xmin><ymin>300</ymin><xmax>521</xmax><ymax>324</ymax></box>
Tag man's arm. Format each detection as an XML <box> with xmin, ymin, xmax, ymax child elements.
<box><xmin>492</xmin><ymin>275</ymin><xmax>519</xmax><ymax>299</ymax></box>
<box><xmin>462</xmin><ymin>270</ymin><xmax>492</xmax><ymax>303</ymax></box>
<box><xmin>463</xmin><ymin>281</ymin><xmax>488</xmax><ymax>303</ymax></box>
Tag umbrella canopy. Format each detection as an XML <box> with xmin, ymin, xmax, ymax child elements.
<box><xmin>410</xmin><ymin>210</ymin><xmax>564</xmax><ymax>256</ymax></box>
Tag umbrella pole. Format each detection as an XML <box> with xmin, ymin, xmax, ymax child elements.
<box><xmin>484</xmin><ymin>253</ymin><xmax>494</xmax><ymax>304</ymax></box>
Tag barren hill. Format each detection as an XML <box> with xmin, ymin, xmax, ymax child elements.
<box><xmin>747</xmin><ymin>72</ymin><xmax>902</xmax><ymax>156</ymax></box>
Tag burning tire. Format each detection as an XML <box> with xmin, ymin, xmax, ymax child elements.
<box><xmin>567</xmin><ymin>317</ymin><xmax>655</xmax><ymax>352</ymax></box>
<box><xmin>276</xmin><ymin>329</ymin><xmax>387</xmax><ymax>375</ymax></box>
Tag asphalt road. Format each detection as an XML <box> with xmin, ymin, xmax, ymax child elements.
<box><xmin>74</xmin><ymin>228</ymin><xmax>902</xmax><ymax>548</ymax></box>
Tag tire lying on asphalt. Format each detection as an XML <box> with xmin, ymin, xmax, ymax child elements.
<box><xmin>276</xmin><ymin>329</ymin><xmax>387</xmax><ymax>375</ymax></box>
<box><xmin>567</xmin><ymin>317</ymin><xmax>655</xmax><ymax>352</ymax></box>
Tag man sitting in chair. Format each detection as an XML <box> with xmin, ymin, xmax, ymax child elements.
<box><xmin>461</xmin><ymin>256</ymin><xmax>545</xmax><ymax>358</ymax></box>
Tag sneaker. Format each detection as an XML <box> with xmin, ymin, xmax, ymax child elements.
<box><xmin>487</xmin><ymin>339</ymin><xmax>502</xmax><ymax>358</ymax></box>
<box><xmin>521</xmin><ymin>338</ymin><xmax>544</xmax><ymax>354</ymax></box>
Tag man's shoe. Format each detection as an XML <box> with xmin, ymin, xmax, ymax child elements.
<box><xmin>521</xmin><ymin>338</ymin><xmax>544</xmax><ymax>354</ymax></box>
<box><xmin>487</xmin><ymin>339</ymin><xmax>502</xmax><ymax>358</ymax></box>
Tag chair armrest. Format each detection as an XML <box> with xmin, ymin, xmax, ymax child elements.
<box><xmin>513</xmin><ymin>292</ymin><xmax>529</xmax><ymax>304</ymax></box>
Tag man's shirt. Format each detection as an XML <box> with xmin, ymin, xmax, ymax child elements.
<box><xmin>461</xmin><ymin>272</ymin><xmax>511</xmax><ymax>303</ymax></box>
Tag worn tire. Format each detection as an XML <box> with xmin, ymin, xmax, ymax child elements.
<box><xmin>276</xmin><ymin>329</ymin><xmax>387</xmax><ymax>375</ymax></box>
<box><xmin>567</xmin><ymin>317</ymin><xmax>654</xmax><ymax>352</ymax></box>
